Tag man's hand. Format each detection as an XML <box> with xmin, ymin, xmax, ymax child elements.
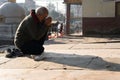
<box><xmin>45</xmin><ymin>17</ymin><xmax>52</xmax><ymax>27</ymax></box>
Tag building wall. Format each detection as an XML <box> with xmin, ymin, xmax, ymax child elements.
<box><xmin>83</xmin><ymin>0</ymin><xmax>115</xmax><ymax>17</ymax></box>
<box><xmin>82</xmin><ymin>0</ymin><xmax>120</xmax><ymax>36</ymax></box>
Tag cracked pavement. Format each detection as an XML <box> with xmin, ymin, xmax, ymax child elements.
<box><xmin>0</xmin><ymin>36</ymin><xmax>120</xmax><ymax>80</ymax></box>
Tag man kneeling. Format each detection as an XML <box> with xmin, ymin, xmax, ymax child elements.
<box><xmin>5</xmin><ymin>7</ymin><xmax>52</xmax><ymax>61</ymax></box>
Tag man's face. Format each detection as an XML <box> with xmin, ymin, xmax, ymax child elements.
<box><xmin>38</xmin><ymin>13</ymin><xmax>48</xmax><ymax>22</ymax></box>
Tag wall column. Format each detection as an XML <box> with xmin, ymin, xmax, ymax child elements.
<box><xmin>66</xmin><ymin>3</ymin><xmax>70</xmax><ymax>35</ymax></box>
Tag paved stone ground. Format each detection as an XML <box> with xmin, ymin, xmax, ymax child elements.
<box><xmin>0</xmin><ymin>36</ymin><xmax>120</xmax><ymax>80</ymax></box>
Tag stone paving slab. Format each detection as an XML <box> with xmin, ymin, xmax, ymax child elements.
<box><xmin>0</xmin><ymin>37</ymin><xmax>120</xmax><ymax>80</ymax></box>
<box><xmin>44</xmin><ymin>43</ymin><xmax>120</xmax><ymax>50</ymax></box>
<box><xmin>0</xmin><ymin>69</ymin><xmax>120</xmax><ymax>80</ymax></box>
<box><xmin>70</xmin><ymin>43</ymin><xmax>120</xmax><ymax>49</ymax></box>
<box><xmin>0</xmin><ymin>50</ymin><xmax>120</xmax><ymax>71</ymax></box>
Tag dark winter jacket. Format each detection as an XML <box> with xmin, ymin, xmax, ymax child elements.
<box><xmin>14</xmin><ymin>11</ymin><xmax>49</xmax><ymax>48</ymax></box>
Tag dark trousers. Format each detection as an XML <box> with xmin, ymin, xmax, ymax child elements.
<box><xmin>20</xmin><ymin>34</ymin><xmax>47</xmax><ymax>55</ymax></box>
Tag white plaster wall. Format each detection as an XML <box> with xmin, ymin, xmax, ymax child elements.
<box><xmin>82</xmin><ymin>0</ymin><xmax>115</xmax><ymax>17</ymax></box>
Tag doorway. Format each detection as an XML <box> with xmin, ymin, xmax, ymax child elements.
<box><xmin>69</xmin><ymin>4</ymin><xmax>82</xmax><ymax>36</ymax></box>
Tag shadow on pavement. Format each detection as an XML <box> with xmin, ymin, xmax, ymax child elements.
<box><xmin>43</xmin><ymin>52</ymin><xmax>120</xmax><ymax>71</ymax></box>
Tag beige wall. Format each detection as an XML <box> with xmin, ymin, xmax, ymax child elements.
<box><xmin>8</xmin><ymin>0</ymin><xmax>16</xmax><ymax>3</ymax></box>
<box><xmin>82</xmin><ymin>0</ymin><xmax>115</xmax><ymax>17</ymax></box>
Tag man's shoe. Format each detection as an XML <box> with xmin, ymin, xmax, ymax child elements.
<box><xmin>5</xmin><ymin>48</ymin><xmax>16</xmax><ymax>58</ymax></box>
<box><xmin>33</xmin><ymin>52</ymin><xmax>45</xmax><ymax>61</ymax></box>
<box><xmin>12</xmin><ymin>48</ymin><xmax>24</xmax><ymax>57</ymax></box>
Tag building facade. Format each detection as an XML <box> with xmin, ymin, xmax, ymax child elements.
<box><xmin>64</xmin><ymin>0</ymin><xmax>120</xmax><ymax>36</ymax></box>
